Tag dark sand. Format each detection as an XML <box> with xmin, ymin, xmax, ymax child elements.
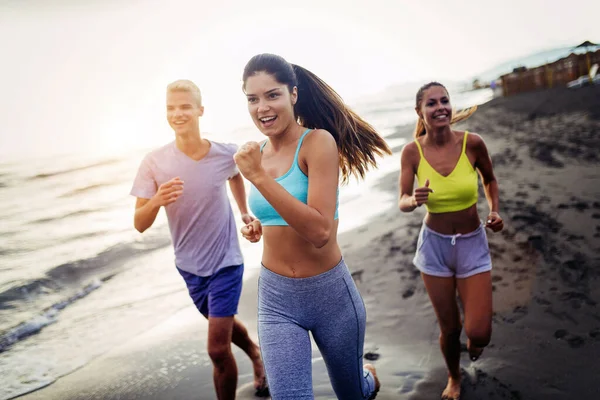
<box><xmin>17</xmin><ymin>86</ymin><xmax>600</xmax><ymax>399</ymax></box>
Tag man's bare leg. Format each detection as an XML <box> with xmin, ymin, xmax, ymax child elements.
<box><xmin>231</xmin><ymin>317</ymin><xmax>268</xmax><ymax>393</ymax></box>
<box><xmin>208</xmin><ymin>316</ymin><xmax>237</xmax><ymax>400</ymax></box>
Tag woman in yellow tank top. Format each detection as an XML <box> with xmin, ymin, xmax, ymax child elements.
<box><xmin>398</xmin><ymin>82</ymin><xmax>504</xmax><ymax>400</ymax></box>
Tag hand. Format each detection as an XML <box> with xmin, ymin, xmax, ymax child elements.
<box><xmin>241</xmin><ymin>219</ymin><xmax>262</xmax><ymax>243</ymax></box>
<box><xmin>241</xmin><ymin>213</ymin><xmax>255</xmax><ymax>225</ymax></box>
<box><xmin>152</xmin><ymin>177</ymin><xmax>184</xmax><ymax>207</ymax></box>
<box><xmin>485</xmin><ymin>211</ymin><xmax>504</xmax><ymax>232</ymax></box>
<box><xmin>413</xmin><ymin>179</ymin><xmax>434</xmax><ymax>207</ymax></box>
<box><xmin>233</xmin><ymin>142</ymin><xmax>265</xmax><ymax>183</ymax></box>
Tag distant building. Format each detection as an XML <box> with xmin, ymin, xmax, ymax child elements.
<box><xmin>500</xmin><ymin>47</ymin><xmax>600</xmax><ymax>96</ymax></box>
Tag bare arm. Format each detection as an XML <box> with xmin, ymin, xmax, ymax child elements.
<box><xmin>133</xmin><ymin>177</ymin><xmax>183</xmax><ymax>233</ymax></box>
<box><xmin>471</xmin><ymin>133</ymin><xmax>503</xmax><ymax>231</ymax></box>
<box><xmin>398</xmin><ymin>142</ymin><xmax>432</xmax><ymax>212</ymax></box>
<box><xmin>134</xmin><ymin>197</ymin><xmax>161</xmax><ymax>233</ymax></box>
<box><xmin>235</xmin><ymin>130</ymin><xmax>338</xmax><ymax>248</ymax></box>
<box><xmin>472</xmin><ymin>134</ymin><xmax>499</xmax><ymax>212</ymax></box>
<box><xmin>228</xmin><ymin>172</ymin><xmax>253</xmax><ymax>223</ymax></box>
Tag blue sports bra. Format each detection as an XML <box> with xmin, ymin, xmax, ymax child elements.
<box><xmin>248</xmin><ymin>129</ymin><xmax>340</xmax><ymax>226</ymax></box>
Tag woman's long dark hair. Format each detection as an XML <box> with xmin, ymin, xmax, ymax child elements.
<box><xmin>414</xmin><ymin>82</ymin><xmax>477</xmax><ymax>138</ymax></box>
<box><xmin>243</xmin><ymin>53</ymin><xmax>391</xmax><ymax>183</ymax></box>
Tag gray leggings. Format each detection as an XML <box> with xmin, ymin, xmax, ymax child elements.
<box><xmin>257</xmin><ymin>258</ymin><xmax>376</xmax><ymax>399</ymax></box>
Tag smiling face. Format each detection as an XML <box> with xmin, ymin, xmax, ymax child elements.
<box><xmin>244</xmin><ymin>71</ymin><xmax>298</xmax><ymax>138</ymax></box>
<box><xmin>166</xmin><ymin>90</ymin><xmax>204</xmax><ymax>136</ymax></box>
<box><xmin>417</xmin><ymin>85</ymin><xmax>453</xmax><ymax>131</ymax></box>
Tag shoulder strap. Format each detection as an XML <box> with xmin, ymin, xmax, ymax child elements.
<box><xmin>414</xmin><ymin>138</ymin><xmax>425</xmax><ymax>158</ymax></box>
<box><xmin>462</xmin><ymin>131</ymin><xmax>469</xmax><ymax>153</ymax></box>
<box><xmin>259</xmin><ymin>140</ymin><xmax>268</xmax><ymax>153</ymax></box>
<box><xmin>293</xmin><ymin>129</ymin><xmax>312</xmax><ymax>163</ymax></box>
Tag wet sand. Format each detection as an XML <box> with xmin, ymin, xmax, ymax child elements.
<box><xmin>17</xmin><ymin>86</ymin><xmax>600</xmax><ymax>399</ymax></box>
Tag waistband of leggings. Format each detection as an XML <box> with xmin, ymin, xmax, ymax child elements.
<box><xmin>259</xmin><ymin>258</ymin><xmax>348</xmax><ymax>292</ymax></box>
<box><xmin>422</xmin><ymin>221</ymin><xmax>485</xmax><ymax>239</ymax></box>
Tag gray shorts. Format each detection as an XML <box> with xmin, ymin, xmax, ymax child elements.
<box><xmin>413</xmin><ymin>222</ymin><xmax>492</xmax><ymax>279</ymax></box>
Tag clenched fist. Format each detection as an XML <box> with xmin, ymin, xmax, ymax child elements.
<box><xmin>241</xmin><ymin>219</ymin><xmax>262</xmax><ymax>243</ymax></box>
<box><xmin>233</xmin><ymin>142</ymin><xmax>265</xmax><ymax>183</ymax></box>
<box><xmin>485</xmin><ymin>211</ymin><xmax>504</xmax><ymax>232</ymax></box>
<box><xmin>413</xmin><ymin>179</ymin><xmax>434</xmax><ymax>208</ymax></box>
<box><xmin>153</xmin><ymin>177</ymin><xmax>184</xmax><ymax>207</ymax></box>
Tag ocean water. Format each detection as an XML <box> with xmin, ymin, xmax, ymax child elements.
<box><xmin>0</xmin><ymin>88</ymin><xmax>493</xmax><ymax>399</ymax></box>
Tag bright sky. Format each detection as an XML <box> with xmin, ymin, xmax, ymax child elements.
<box><xmin>1</xmin><ymin>0</ymin><xmax>598</xmax><ymax>159</ymax></box>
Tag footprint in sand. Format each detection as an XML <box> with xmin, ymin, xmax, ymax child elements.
<box><xmin>402</xmin><ymin>286</ymin><xmax>415</xmax><ymax>299</ymax></box>
<box><xmin>393</xmin><ymin>371</ymin><xmax>424</xmax><ymax>394</ymax></box>
<box><xmin>573</xmin><ymin>201</ymin><xmax>589</xmax><ymax>211</ymax></box>
<box><xmin>408</xmin><ymin>367</ymin><xmax>520</xmax><ymax>399</ymax></box>
<box><xmin>387</xmin><ymin>245</ymin><xmax>402</xmax><ymax>257</ymax></box>
<box><xmin>553</xmin><ymin>329</ymin><xmax>586</xmax><ymax>348</ymax></box>
<box><xmin>461</xmin><ymin>368</ymin><xmax>522</xmax><ymax>400</ymax></box>
<box><xmin>554</xmin><ymin>329</ymin><xmax>568</xmax><ymax>339</ymax></box>
<box><xmin>534</xmin><ymin>296</ymin><xmax>551</xmax><ymax>306</ymax></box>
<box><xmin>351</xmin><ymin>270</ymin><xmax>364</xmax><ymax>283</ymax></box>
<box><xmin>364</xmin><ymin>352</ymin><xmax>380</xmax><ymax>361</ymax></box>
<box><xmin>559</xmin><ymin>291</ymin><xmax>596</xmax><ymax>307</ymax></box>
<box><xmin>537</xmin><ymin>195</ymin><xmax>551</xmax><ymax>204</ymax></box>
<box><xmin>567</xmin><ymin>336</ymin><xmax>585</xmax><ymax>348</ymax></box>
<box><xmin>515</xmin><ymin>191</ymin><xmax>528</xmax><ymax>198</ymax></box>
<box><xmin>559</xmin><ymin>259</ymin><xmax>589</xmax><ymax>286</ymax></box>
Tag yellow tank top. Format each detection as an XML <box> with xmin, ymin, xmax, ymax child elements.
<box><xmin>415</xmin><ymin>131</ymin><xmax>478</xmax><ymax>214</ymax></box>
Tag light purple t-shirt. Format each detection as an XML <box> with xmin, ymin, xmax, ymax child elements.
<box><xmin>130</xmin><ymin>140</ymin><xmax>243</xmax><ymax>277</ymax></box>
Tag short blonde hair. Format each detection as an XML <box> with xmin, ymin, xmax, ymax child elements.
<box><xmin>167</xmin><ymin>79</ymin><xmax>202</xmax><ymax>106</ymax></box>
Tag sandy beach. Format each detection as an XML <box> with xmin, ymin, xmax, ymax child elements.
<box><xmin>17</xmin><ymin>85</ymin><xmax>600</xmax><ymax>400</ymax></box>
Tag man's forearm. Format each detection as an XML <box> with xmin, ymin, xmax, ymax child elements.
<box><xmin>229</xmin><ymin>173</ymin><xmax>249</xmax><ymax>215</ymax></box>
<box><xmin>134</xmin><ymin>198</ymin><xmax>161</xmax><ymax>233</ymax></box>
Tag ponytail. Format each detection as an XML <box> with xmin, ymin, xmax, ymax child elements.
<box><xmin>292</xmin><ymin>64</ymin><xmax>391</xmax><ymax>182</ymax></box>
<box><xmin>414</xmin><ymin>118</ymin><xmax>426</xmax><ymax>138</ymax></box>
<box><xmin>242</xmin><ymin>53</ymin><xmax>391</xmax><ymax>183</ymax></box>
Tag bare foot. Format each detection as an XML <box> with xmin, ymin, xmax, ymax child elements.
<box><xmin>364</xmin><ymin>363</ymin><xmax>380</xmax><ymax>400</ymax></box>
<box><xmin>467</xmin><ymin>339</ymin><xmax>484</xmax><ymax>362</ymax></box>
<box><xmin>441</xmin><ymin>376</ymin><xmax>461</xmax><ymax>400</ymax></box>
<box><xmin>249</xmin><ymin>345</ymin><xmax>269</xmax><ymax>397</ymax></box>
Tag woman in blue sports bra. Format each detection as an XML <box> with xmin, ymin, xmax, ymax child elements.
<box><xmin>233</xmin><ymin>53</ymin><xmax>391</xmax><ymax>399</ymax></box>
<box><xmin>398</xmin><ymin>82</ymin><xmax>504</xmax><ymax>400</ymax></box>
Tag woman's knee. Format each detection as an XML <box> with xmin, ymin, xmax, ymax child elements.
<box><xmin>439</xmin><ymin>327</ymin><xmax>462</xmax><ymax>343</ymax></box>
<box><xmin>438</xmin><ymin>314</ymin><xmax>462</xmax><ymax>337</ymax></box>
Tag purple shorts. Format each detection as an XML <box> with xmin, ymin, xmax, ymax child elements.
<box><xmin>177</xmin><ymin>264</ymin><xmax>244</xmax><ymax>317</ymax></box>
<box><xmin>413</xmin><ymin>222</ymin><xmax>492</xmax><ymax>279</ymax></box>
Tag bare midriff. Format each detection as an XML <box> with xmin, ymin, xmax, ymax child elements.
<box><xmin>260</xmin><ymin>220</ymin><xmax>342</xmax><ymax>278</ymax></box>
<box><xmin>424</xmin><ymin>203</ymin><xmax>482</xmax><ymax>234</ymax></box>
